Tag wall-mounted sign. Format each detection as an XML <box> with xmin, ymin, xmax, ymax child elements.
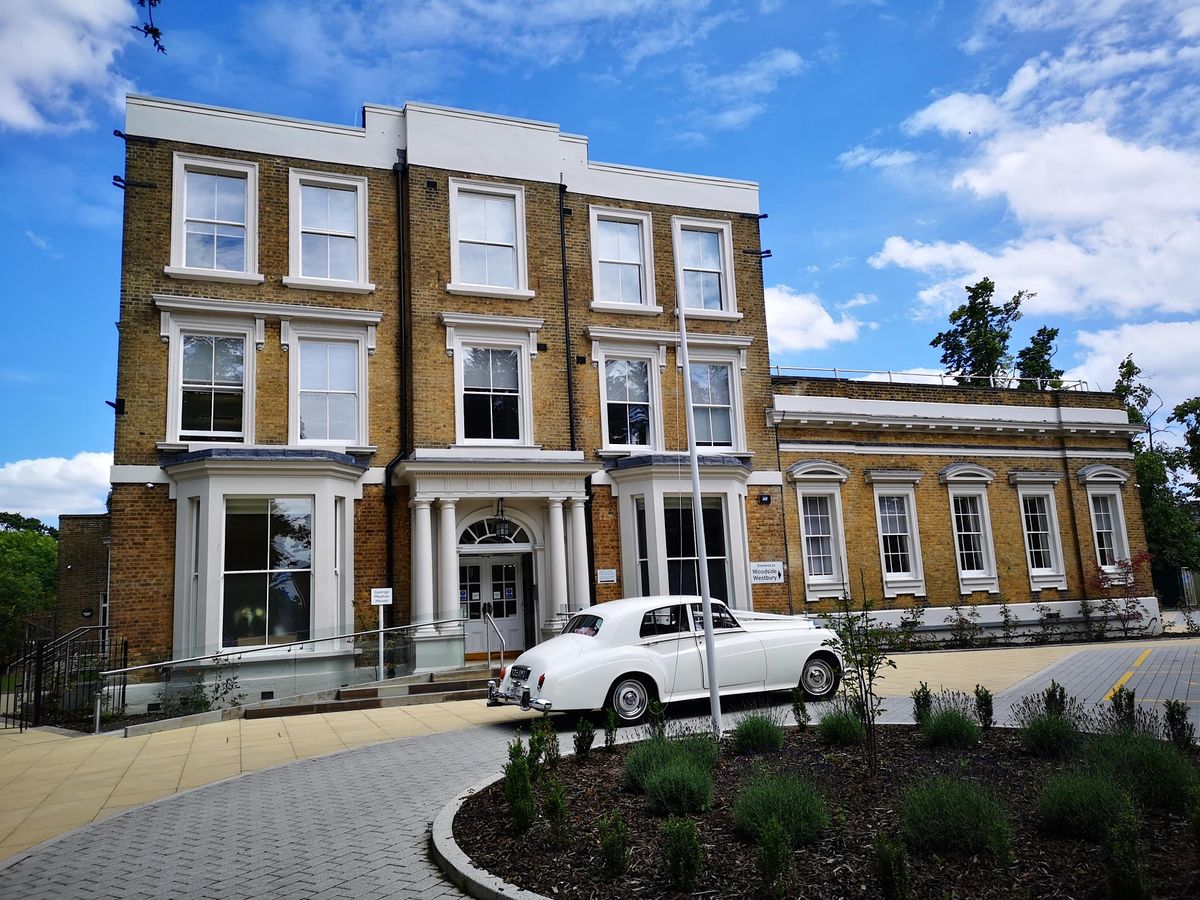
<box><xmin>370</xmin><ymin>587</ymin><xmax>393</xmax><ymax>606</ymax></box>
<box><xmin>750</xmin><ymin>562</ymin><xmax>784</xmax><ymax>585</ymax></box>
<box><xmin>596</xmin><ymin>569</ymin><xmax>618</xmax><ymax>584</ymax></box>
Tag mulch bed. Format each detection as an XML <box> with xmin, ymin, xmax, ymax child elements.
<box><xmin>454</xmin><ymin>724</ymin><xmax>1200</xmax><ymax>899</ymax></box>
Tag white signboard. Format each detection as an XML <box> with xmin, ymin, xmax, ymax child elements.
<box><xmin>750</xmin><ymin>562</ymin><xmax>784</xmax><ymax>585</ymax></box>
<box><xmin>596</xmin><ymin>569</ymin><xmax>618</xmax><ymax>584</ymax></box>
<box><xmin>370</xmin><ymin>587</ymin><xmax>394</xmax><ymax>606</ymax></box>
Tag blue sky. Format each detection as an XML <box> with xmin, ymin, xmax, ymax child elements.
<box><xmin>2</xmin><ymin>0</ymin><xmax>1198</xmax><ymax>521</ymax></box>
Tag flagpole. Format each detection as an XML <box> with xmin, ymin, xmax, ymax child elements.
<box><xmin>676</xmin><ymin>293</ymin><xmax>723</xmax><ymax>740</ymax></box>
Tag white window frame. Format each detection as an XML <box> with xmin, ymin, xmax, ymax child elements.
<box><xmin>166</xmin><ymin>153</ymin><xmax>263</xmax><ymax>284</ymax></box>
<box><xmin>1013</xmin><ymin>479</ymin><xmax>1067</xmax><ymax>591</ymax></box>
<box><xmin>867</xmin><ymin>471</ymin><xmax>925</xmax><ymax>598</ymax></box>
<box><xmin>589</xmin><ymin>206</ymin><xmax>659</xmax><ymax>315</ymax></box>
<box><xmin>1078</xmin><ymin>465</ymin><xmax>1132</xmax><ymax>576</ymax></box>
<box><xmin>939</xmin><ymin>464</ymin><xmax>999</xmax><ymax>595</ymax></box>
<box><xmin>789</xmin><ymin>461</ymin><xmax>851</xmax><ymax>603</ymax></box>
<box><xmin>441</xmin><ymin>312</ymin><xmax>541</xmax><ymax>447</ymax></box>
<box><xmin>687</xmin><ymin>350</ymin><xmax>746</xmax><ymax>454</ymax></box>
<box><xmin>162</xmin><ymin>311</ymin><xmax>259</xmax><ymax>445</ymax></box>
<box><xmin>285</xmin><ymin>320</ymin><xmax>371</xmax><ymax>448</ymax></box>
<box><xmin>593</xmin><ymin>343</ymin><xmax>664</xmax><ymax>453</ymax></box>
<box><xmin>670</xmin><ymin>216</ymin><xmax>741</xmax><ymax>321</ymax></box>
<box><xmin>446</xmin><ymin>178</ymin><xmax>534</xmax><ymax>300</ymax></box>
<box><xmin>283</xmin><ymin>169</ymin><xmax>374</xmax><ymax>294</ymax></box>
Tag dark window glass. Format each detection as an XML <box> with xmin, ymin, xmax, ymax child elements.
<box><xmin>462</xmin><ymin>347</ymin><xmax>520</xmax><ymax>441</ymax></box>
<box><xmin>639</xmin><ymin>605</ymin><xmax>689</xmax><ymax>638</ymax></box>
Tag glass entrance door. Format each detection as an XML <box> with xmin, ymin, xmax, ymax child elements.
<box><xmin>461</xmin><ymin>555</ymin><xmax>525</xmax><ymax>655</ymax></box>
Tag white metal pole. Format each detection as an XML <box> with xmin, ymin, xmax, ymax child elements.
<box><xmin>676</xmin><ymin>296</ymin><xmax>723</xmax><ymax>740</ymax></box>
<box><xmin>378</xmin><ymin>605</ymin><xmax>385</xmax><ymax>681</ymax></box>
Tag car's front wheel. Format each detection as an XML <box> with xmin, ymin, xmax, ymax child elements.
<box><xmin>607</xmin><ymin>675</ymin><xmax>653</xmax><ymax>725</ymax></box>
<box><xmin>800</xmin><ymin>654</ymin><xmax>840</xmax><ymax>701</ymax></box>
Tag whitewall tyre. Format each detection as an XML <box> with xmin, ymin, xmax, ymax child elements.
<box><xmin>608</xmin><ymin>676</ymin><xmax>652</xmax><ymax>725</ymax></box>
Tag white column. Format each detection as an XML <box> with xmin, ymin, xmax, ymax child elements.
<box><xmin>568</xmin><ymin>498</ymin><xmax>589</xmax><ymax>613</ymax></box>
<box><xmin>410</xmin><ymin>499</ymin><xmax>434</xmax><ymax>632</ymax></box>
<box><xmin>546</xmin><ymin>498</ymin><xmax>569</xmax><ymax>625</ymax></box>
<box><xmin>436</xmin><ymin>498</ymin><xmax>459</xmax><ymax>631</ymax></box>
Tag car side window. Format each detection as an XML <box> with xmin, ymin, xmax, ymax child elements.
<box><xmin>690</xmin><ymin>602</ymin><xmax>740</xmax><ymax>631</ymax></box>
<box><xmin>639</xmin><ymin>605</ymin><xmax>689</xmax><ymax>638</ymax></box>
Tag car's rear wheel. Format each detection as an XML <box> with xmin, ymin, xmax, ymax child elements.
<box><xmin>607</xmin><ymin>675</ymin><xmax>653</xmax><ymax>725</ymax></box>
<box><xmin>800</xmin><ymin>655</ymin><xmax>840</xmax><ymax>701</ymax></box>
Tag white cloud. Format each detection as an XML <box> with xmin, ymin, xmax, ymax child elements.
<box><xmin>765</xmin><ymin>284</ymin><xmax>865</xmax><ymax>355</ymax></box>
<box><xmin>0</xmin><ymin>451</ymin><xmax>111</xmax><ymax>523</ymax></box>
<box><xmin>872</xmin><ymin>4</ymin><xmax>1200</xmax><ymax>320</ymax></box>
<box><xmin>839</xmin><ymin>292</ymin><xmax>878</xmax><ymax>310</ymax></box>
<box><xmin>854</xmin><ymin>367</ymin><xmax>952</xmax><ymax>385</ymax></box>
<box><xmin>674</xmin><ymin>48</ymin><xmax>806</xmax><ymax>140</ymax></box>
<box><xmin>0</xmin><ymin>0</ymin><xmax>134</xmax><ymax>132</ymax></box>
<box><xmin>837</xmin><ymin>145</ymin><xmax>918</xmax><ymax>170</ymax></box>
<box><xmin>24</xmin><ymin>230</ymin><xmax>62</xmax><ymax>258</ymax></box>
<box><xmin>1065</xmin><ymin>320</ymin><xmax>1200</xmax><ymax>414</ymax></box>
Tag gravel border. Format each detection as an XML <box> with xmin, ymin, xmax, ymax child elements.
<box><xmin>430</xmin><ymin>773</ymin><xmax>550</xmax><ymax>900</ymax></box>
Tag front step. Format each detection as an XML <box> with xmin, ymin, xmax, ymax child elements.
<box><xmin>243</xmin><ymin>667</ymin><xmax>496</xmax><ymax>720</ymax></box>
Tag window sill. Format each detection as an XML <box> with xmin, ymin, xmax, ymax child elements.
<box><xmin>679</xmin><ymin>307</ymin><xmax>744</xmax><ymax>322</ymax></box>
<box><xmin>1029</xmin><ymin>572</ymin><xmax>1068</xmax><ymax>591</ymax></box>
<box><xmin>282</xmin><ymin>276</ymin><xmax>376</xmax><ymax>294</ymax></box>
<box><xmin>881</xmin><ymin>577</ymin><xmax>925</xmax><ymax>599</ymax></box>
<box><xmin>958</xmin><ymin>574</ymin><xmax>1000</xmax><ymax>594</ymax></box>
<box><xmin>164</xmin><ymin>266</ymin><xmax>265</xmax><ymax>285</ymax></box>
<box><xmin>590</xmin><ymin>301</ymin><xmax>663</xmax><ymax>316</ymax></box>
<box><xmin>445</xmin><ymin>283</ymin><xmax>536</xmax><ymax>300</ymax></box>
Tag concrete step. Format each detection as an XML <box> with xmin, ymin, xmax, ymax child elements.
<box><xmin>378</xmin><ymin>688</ymin><xmax>488</xmax><ymax>707</ymax></box>
<box><xmin>243</xmin><ymin>697</ymin><xmax>382</xmax><ymax>719</ymax></box>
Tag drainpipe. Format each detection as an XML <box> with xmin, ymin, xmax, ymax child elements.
<box><xmin>384</xmin><ymin>158</ymin><xmax>410</xmax><ymax>628</ymax></box>
<box><xmin>558</xmin><ymin>180</ymin><xmax>577</xmax><ymax>452</ymax></box>
<box><xmin>774</xmin><ymin>420</ymin><xmax>795</xmax><ymax>615</ymax></box>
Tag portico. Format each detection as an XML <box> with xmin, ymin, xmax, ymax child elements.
<box><xmin>395</xmin><ymin>450</ymin><xmax>597</xmax><ymax>670</ymax></box>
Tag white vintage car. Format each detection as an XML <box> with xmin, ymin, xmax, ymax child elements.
<box><xmin>486</xmin><ymin>595</ymin><xmax>842</xmax><ymax>723</ymax></box>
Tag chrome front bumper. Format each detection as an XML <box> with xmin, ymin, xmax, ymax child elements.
<box><xmin>487</xmin><ymin>679</ymin><xmax>553</xmax><ymax>713</ymax></box>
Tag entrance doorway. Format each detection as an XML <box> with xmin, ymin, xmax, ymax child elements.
<box><xmin>461</xmin><ymin>555</ymin><xmax>525</xmax><ymax>654</ymax></box>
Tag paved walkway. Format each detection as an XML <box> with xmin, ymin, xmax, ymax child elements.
<box><xmin>2</xmin><ymin>637</ymin><xmax>1198</xmax><ymax>899</ymax></box>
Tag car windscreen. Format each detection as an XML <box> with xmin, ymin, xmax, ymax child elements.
<box><xmin>562</xmin><ymin>614</ymin><xmax>603</xmax><ymax>637</ymax></box>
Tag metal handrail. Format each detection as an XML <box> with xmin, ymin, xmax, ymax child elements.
<box><xmin>92</xmin><ymin>616</ymin><xmax>468</xmax><ymax>733</ymax></box>
<box><xmin>97</xmin><ymin>617</ymin><xmax>467</xmax><ymax>679</ymax></box>
<box><xmin>483</xmin><ymin>609</ymin><xmax>505</xmax><ymax>673</ymax></box>
<box><xmin>6</xmin><ymin>625</ymin><xmax>109</xmax><ymax>676</ymax></box>
<box><xmin>769</xmin><ymin>365</ymin><xmax>1088</xmax><ymax>391</ymax></box>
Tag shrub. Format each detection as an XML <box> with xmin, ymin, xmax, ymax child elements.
<box><xmin>819</xmin><ymin>708</ymin><xmax>866</xmax><ymax>746</ymax></box>
<box><xmin>543</xmin><ymin>777</ymin><xmax>570</xmax><ymax>849</ymax></box>
<box><xmin>1044</xmin><ymin>680</ymin><xmax>1068</xmax><ymax>718</ymax></box>
<box><xmin>1110</xmin><ymin>685</ymin><xmax>1136</xmax><ymax>731</ymax></box>
<box><xmin>597</xmin><ymin>810</ymin><xmax>629</xmax><ymax>875</ymax></box>
<box><xmin>973</xmin><ymin>685</ymin><xmax>994</xmax><ymax>731</ymax></box>
<box><xmin>647</xmin><ymin>700</ymin><xmax>667</xmax><ymax>740</ymax></box>
<box><xmin>732</xmin><ymin>773</ymin><xmax>830</xmax><ymax>848</ymax></box>
<box><xmin>733</xmin><ymin>713</ymin><xmax>785</xmax><ymax>754</ymax></box>
<box><xmin>573</xmin><ymin>718</ymin><xmax>595</xmax><ymax>760</ymax></box>
<box><xmin>922</xmin><ymin>708</ymin><xmax>981</xmax><ymax>749</ymax></box>
<box><xmin>874</xmin><ymin>833</ymin><xmax>910</xmax><ymax>900</ymax></box>
<box><xmin>645</xmin><ymin>758</ymin><xmax>713</xmax><ymax>816</ymax></box>
<box><xmin>1105</xmin><ymin>809</ymin><xmax>1151</xmax><ymax>900</ymax></box>
<box><xmin>604</xmin><ymin>707</ymin><xmax>619</xmax><ymax>752</ymax></box>
<box><xmin>503</xmin><ymin>752</ymin><xmax>535</xmax><ymax>833</ymax></box>
<box><xmin>621</xmin><ymin>734</ymin><xmax>717</xmax><ymax>795</ymax></box>
<box><xmin>1020</xmin><ymin>713</ymin><xmax>1082</xmax><ymax>759</ymax></box>
<box><xmin>1037</xmin><ymin>773</ymin><xmax>1135</xmax><ymax>841</ymax></box>
<box><xmin>1165</xmin><ymin>699</ymin><xmax>1195</xmax><ymax>751</ymax></box>
<box><xmin>911</xmin><ymin>681</ymin><xmax>932</xmax><ymax>725</ymax></box>
<box><xmin>901</xmin><ymin>776</ymin><xmax>1010</xmax><ymax>862</ymax></box>
<box><xmin>663</xmin><ymin>817</ymin><xmax>703</xmax><ymax>892</ymax></box>
<box><xmin>1087</xmin><ymin>731</ymin><xmax>1200</xmax><ymax>812</ymax></box>
<box><xmin>791</xmin><ymin>686</ymin><xmax>810</xmax><ymax>730</ymax></box>
<box><xmin>756</xmin><ymin>815</ymin><xmax>791</xmax><ymax>899</ymax></box>
<box><xmin>534</xmin><ymin>717</ymin><xmax>561</xmax><ymax>770</ymax></box>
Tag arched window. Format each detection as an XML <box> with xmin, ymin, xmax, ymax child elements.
<box><xmin>459</xmin><ymin>517</ymin><xmax>531</xmax><ymax>545</ymax></box>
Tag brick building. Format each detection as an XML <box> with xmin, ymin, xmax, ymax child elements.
<box><xmin>107</xmin><ymin>95</ymin><xmax>1149</xmax><ymax>697</ymax></box>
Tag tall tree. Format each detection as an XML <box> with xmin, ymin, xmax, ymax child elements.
<box><xmin>1014</xmin><ymin>325</ymin><xmax>1065</xmax><ymax>389</ymax></box>
<box><xmin>0</xmin><ymin>511</ymin><xmax>57</xmax><ymax>539</ymax></box>
<box><xmin>1113</xmin><ymin>354</ymin><xmax>1156</xmax><ymax>428</ymax></box>
<box><xmin>930</xmin><ymin>277</ymin><xmax>1028</xmax><ymax>385</ymax></box>
<box><xmin>0</xmin><ymin>515</ymin><xmax>58</xmax><ymax>663</ymax></box>
<box><xmin>1170</xmin><ymin>397</ymin><xmax>1200</xmax><ymax>494</ymax></box>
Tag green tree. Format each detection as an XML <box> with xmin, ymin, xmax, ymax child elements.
<box><xmin>1111</xmin><ymin>361</ymin><xmax>1200</xmax><ymax>582</ymax></box>
<box><xmin>0</xmin><ymin>522</ymin><xmax>58</xmax><ymax>663</ymax></box>
<box><xmin>930</xmin><ymin>278</ymin><xmax>1029</xmax><ymax>385</ymax></box>
<box><xmin>0</xmin><ymin>512</ymin><xmax>57</xmax><ymax>539</ymax></box>
<box><xmin>1014</xmin><ymin>326</ymin><xmax>1065</xmax><ymax>389</ymax></box>
<box><xmin>1170</xmin><ymin>397</ymin><xmax>1200</xmax><ymax>494</ymax></box>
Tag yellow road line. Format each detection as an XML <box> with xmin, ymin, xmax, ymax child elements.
<box><xmin>1103</xmin><ymin>648</ymin><xmax>1153</xmax><ymax>701</ymax></box>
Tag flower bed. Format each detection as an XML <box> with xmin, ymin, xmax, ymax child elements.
<box><xmin>454</xmin><ymin>721</ymin><xmax>1200</xmax><ymax>899</ymax></box>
